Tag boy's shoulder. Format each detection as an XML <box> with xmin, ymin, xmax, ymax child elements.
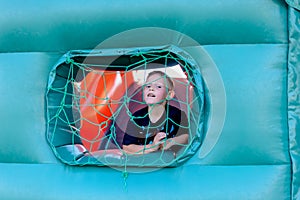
<box><xmin>168</xmin><ymin>104</ymin><xmax>188</xmax><ymax>123</ymax></box>
<box><xmin>132</xmin><ymin>106</ymin><xmax>148</xmax><ymax>117</ymax></box>
<box><xmin>168</xmin><ymin>104</ymin><xmax>183</xmax><ymax>114</ymax></box>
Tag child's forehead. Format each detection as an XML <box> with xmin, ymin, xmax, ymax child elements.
<box><xmin>146</xmin><ymin>73</ymin><xmax>165</xmax><ymax>82</ymax></box>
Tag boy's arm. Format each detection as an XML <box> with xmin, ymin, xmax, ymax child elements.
<box><xmin>123</xmin><ymin>143</ymin><xmax>158</xmax><ymax>154</ymax></box>
<box><xmin>162</xmin><ymin>133</ymin><xmax>189</xmax><ymax>150</ymax></box>
<box><xmin>123</xmin><ymin>132</ymin><xmax>167</xmax><ymax>154</ymax></box>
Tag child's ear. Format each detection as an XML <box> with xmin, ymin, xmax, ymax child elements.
<box><xmin>167</xmin><ymin>90</ymin><xmax>175</xmax><ymax>100</ymax></box>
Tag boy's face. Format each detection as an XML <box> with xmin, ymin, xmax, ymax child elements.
<box><xmin>143</xmin><ymin>74</ymin><xmax>170</xmax><ymax>105</ymax></box>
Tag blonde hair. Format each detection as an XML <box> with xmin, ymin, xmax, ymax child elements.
<box><xmin>146</xmin><ymin>70</ymin><xmax>174</xmax><ymax>91</ymax></box>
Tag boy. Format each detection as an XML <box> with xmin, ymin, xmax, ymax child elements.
<box><xmin>122</xmin><ymin>70</ymin><xmax>189</xmax><ymax>154</ymax></box>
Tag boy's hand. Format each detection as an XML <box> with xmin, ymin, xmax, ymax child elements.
<box><xmin>153</xmin><ymin>132</ymin><xmax>166</xmax><ymax>149</ymax></box>
<box><xmin>161</xmin><ymin>139</ymin><xmax>174</xmax><ymax>150</ymax></box>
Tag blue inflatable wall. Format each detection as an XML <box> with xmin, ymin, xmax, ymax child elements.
<box><xmin>0</xmin><ymin>0</ymin><xmax>299</xmax><ymax>199</ymax></box>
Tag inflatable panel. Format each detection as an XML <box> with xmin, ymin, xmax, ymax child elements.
<box><xmin>0</xmin><ymin>0</ymin><xmax>299</xmax><ymax>199</ymax></box>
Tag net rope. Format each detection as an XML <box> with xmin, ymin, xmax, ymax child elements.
<box><xmin>47</xmin><ymin>48</ymin><xmax>203</xmax><ymax>170</ymax></box>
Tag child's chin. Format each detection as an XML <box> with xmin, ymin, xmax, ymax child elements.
<box><xmin>145</xmin><ymin>100</ymin><xmax>165</xmax><ymax>106</ymax></box>
<box><xmin>145</xmin><ymin>101</ymin><xmax>156</xmax><ymax>105</ymax></box>
<box><xmin>145</xmin><ymin>99</ymin><xmax>157</xmax><ymax>105</ymax></box>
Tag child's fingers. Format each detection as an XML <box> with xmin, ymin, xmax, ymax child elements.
<box><xmin>157</xmin><ymin>132</ymin><xmax>166</xmax><ymax>139</ymax></box>
<box><xmin>154</xmin><ymin>132</ymin><xmax>166</xmax><ymax>144</ymax></box>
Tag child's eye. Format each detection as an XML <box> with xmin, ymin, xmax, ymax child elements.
<box><xmin>157</xmin><ymin>85</ymin><xmax>162</xmax><ymax>89</ymax></box>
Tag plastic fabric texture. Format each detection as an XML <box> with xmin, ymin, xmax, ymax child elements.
<box><xmin>286</xmin><ymin>0</ymin><xmax>300</xmax><ymax>10</ymax></box>
<box><xmin>288</xmin><ymin>7</ymin><xmax>300</xmax><ymax>200</ymax></box>
<box><xmin>0</xmin><ymin>0</ymin><xmax>287</xmax><ymax>52</ymax></box>
<box><xmin>0</xmin><ymin>0</ymin><xmax>299</xmax><ymax>199</ymax></box>
<box><xmin>0</xmin><ymin>163</ymin><xmax>291</xmax><ymax>200</ymax></box>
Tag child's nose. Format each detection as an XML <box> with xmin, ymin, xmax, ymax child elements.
<box><xmin>148</xmin><ymin>85</ymin><xmax>154</xmax><ymax>91</ymax></box>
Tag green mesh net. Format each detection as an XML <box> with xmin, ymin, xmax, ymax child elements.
<box><xmin>46</xmin><ymin>45</ymin><xmax>204</xmax><ymax>169</ymax></box>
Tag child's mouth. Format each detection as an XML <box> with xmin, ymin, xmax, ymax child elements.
<box><xmin>147</xmin><ymin>93</ymin><xmax>156</xmax><ymax>97</ymax></box>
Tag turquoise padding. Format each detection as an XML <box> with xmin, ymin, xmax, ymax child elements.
<box><xmin>0</xmin><ymin>163</ymin><xmax>291</xmax><ymax>200</ymax></box>
<box><xmin>286</xmin><ymin>0</ymin><xmax>300</xmax><ymax>10</ymax></box>
<box><xmin>0</xmin><ymin>52</ymin><xmax>62</xmax><ymax>164</ymax></box>
<box><xmin>195</xmin><ymin>44</ymin><xmax>290</xmax><ymax>165</ymax></box>
<box><xmin>0</xmin><ymin>0</ymin><xmax>299</xmax><ymax>199</ymax></box>
<box><xmin>0</xmin><ymin>0</ymin><xmax>287</xmax><ymax>52</ymax></box>
<box><xmin>288</xmin><ymin>7</ymin><xmax>300</xmax><ymax>200</ymax></box>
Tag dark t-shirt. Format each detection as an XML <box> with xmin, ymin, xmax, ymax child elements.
<box><xmin>122</xmin><ymin>104</ymin><xmax>188</xmax><ymax>146</ymax></box>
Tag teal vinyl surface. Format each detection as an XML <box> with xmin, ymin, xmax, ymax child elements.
<box><xmin>0</xmin><ymin>0</ymin><xmax>299</xmax><ymax>199</ymax></box>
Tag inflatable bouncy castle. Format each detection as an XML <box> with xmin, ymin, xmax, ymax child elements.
<box><xmin>0</xmin><ymin>0</ymin><xmax>300</xmax><ymax>199</ymax></box>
